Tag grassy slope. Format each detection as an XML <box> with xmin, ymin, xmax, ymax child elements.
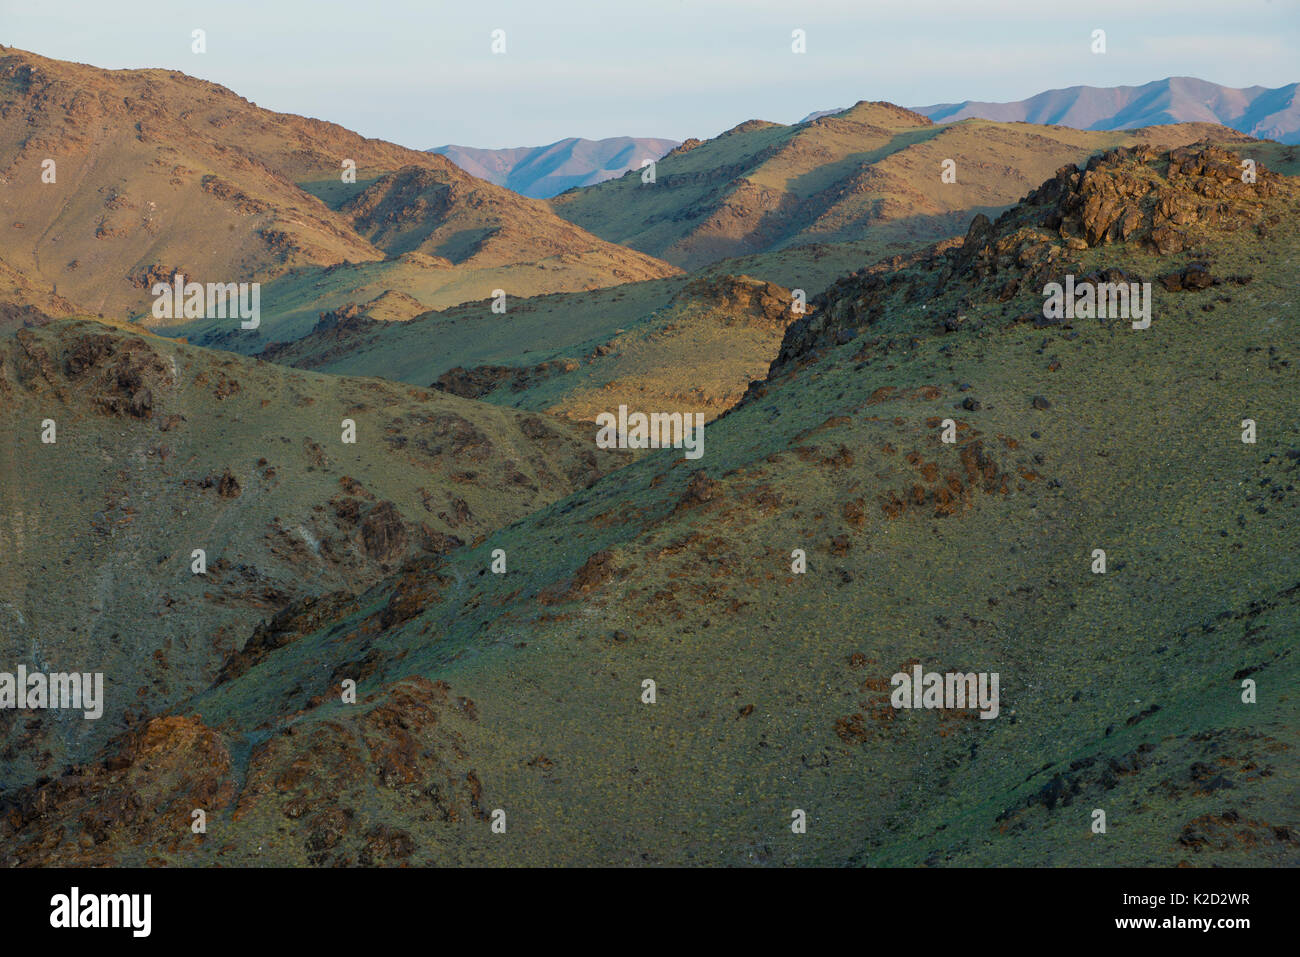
<box><xmin>250</xmin><ymin>131</ymin><xmax>1280</xmax><ymax>431</ymax></box>
<box><xmin>185</xmin><ymin>222</ymin><xmax>1300</xmax><ymax>866</ymax></box>
<box><xmin>0</xmin><ymin>318</ymin><xmax>626</xmax><ymax>786</ymax></box>
<box><xmin>256</xmin><ymin>273</ymin><xmax>795</xmax><ymax>424</ymax></box>
<box><xmin>5</xmin><ymin>149</ymin><xmax>1293</xmax><ymax>867</ymax></box>
<box><xmin>551</xmin><ymin>102</ymin><xmax>1255</xmax><ymax>270</ymax></box>
<box><xmin>242</xmin><ymin>117</ymin><xmax>1277</xmax><ymax>433</ymax></box>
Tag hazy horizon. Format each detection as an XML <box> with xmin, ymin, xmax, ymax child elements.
<box><xmin>2</xmin><ymin>0</ymin><xmax>1297</xmax><ymax>149</ymax></box>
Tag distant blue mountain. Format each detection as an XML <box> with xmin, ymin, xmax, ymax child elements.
<box><xmin>429</xmin><ymin>137</ymin><xmax>678</xmax><ymax>198</ymax></box>
<box><xmin>448</xmin><ymin>79</ymin><xmax>1298</xmax><ymax>199</ymax></box>
<box><xmin>914</xmin><ymin>77</ymin><xmax>1299</xmax><ymax>144</ymax></box>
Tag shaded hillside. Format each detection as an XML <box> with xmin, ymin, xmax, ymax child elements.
<box><xmin>427</xmin><ymin>274</ymin><xmax>798</xmax><ymax>422</ymax></box>
<box><xmin>4</xmin><ymin>145</ymin><xmax>1295</xmax><ymax>866</ymax></box>
<box><xmin>0</xmin><ymin>47</ymin><xmax>677</xmax><ymax>333</ymax></box>
<box><xmin>0</xmin><ymin>318</ymin><xmax>627</xmax><ymax>789</ymax></box>
<box><xmin>550</xmin><ymin>100</ymin><xmax>1254</xmax><ymax>270</ymax></box>
<box><xmin>258</xmin><ymin>272</ymin><xmax>801</xmax><ymax>423</ymax></box>
<box><xmin>338</xmin><ymin>164</ymin><xmax>666</xmax><ymax>269</ymax></box>
<box><xmin>250</xmin><ymin>123</ymin><xmax>1277</xmax><ymax>429</ymax></box>
<box><xmin>432</xmin><ymin>137</ymin><xmax>679</xmax><ymax>198</ymax></box>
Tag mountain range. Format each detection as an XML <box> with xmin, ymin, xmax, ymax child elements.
<box><xmin>437</xmin><ymin>79</ymin><xmax>1298</xmax><ymax>200</ymax></box>
<box><xmin>248</xmin><ymin>105</ymin><xmax>1271</xmax><ymax>428</ymax></box>
<box><xmin>0</xmin><ymin>47</ymin><xmax>1296</xmax><ymax>868</ymax></box>
<box><xmin>548</xmin><ymin>101</ymin><xmax>1251</xmax><ymax>271</ymax></box>
<box><xmin>916</xmin><ymin>77</ymin><xmax>1300</xmax><ymax>143</ymax></box>
<box><xmin>430</xmin><ymin>137</ymin><xmax>679</xmax><ymax>198</ymax></box>
<box><xmin>0</xmin><ymin>47</ymin><xmax>677</xmax><ymax>342</ymax></box>
<box><xmin>6</xmin><ymin>137</ymin><xmax>1297</xmax><ymax>867</ymax></box>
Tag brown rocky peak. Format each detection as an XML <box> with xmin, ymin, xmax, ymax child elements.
<box><xmin>767</xmin><ymin>143</ymin><xmax>1293</xmax><ymax>376</ymax></box>
<box><xmin>672</xmin><ymin>274</ymin><xmax>797</xmax><ymax>327</ymax></box>
<box><xmin>1001</xmin><ymin>143</ymin><xmax>1284</xmax><ymax>254</ymax></box>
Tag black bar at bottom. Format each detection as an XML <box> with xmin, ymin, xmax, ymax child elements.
<box><xmin>0</xmin><ymin>866</ymin><xmax>1281</xmax><ymax>943</ymax></box>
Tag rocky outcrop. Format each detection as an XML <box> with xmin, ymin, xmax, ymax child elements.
<box><xmin>430</xmin><ymin>359</ymin><xmax>579</xmax><ymax>400</ymax></box>
<box><xmin>671</xmin><ymin>274</ymin><xmax>798</xmax><ymax>328</ymax></box>
<box><xmin>360</xmin><ymin>501</ymin><xmax>408</xmax><ymax>563</ymax></box>
<box><xmin>9</xmin><ymin>326</ymin><xmax>176</xmax><ymax>418</ymax></box>
<box><xmin>0</xmin><ymin>715</ymin><xmax>235</xmax><ymax>866</ymax></box>
<box><xmin>1004</xmin><ymin>144</ymin><xmax>1282</xmax><ymax>254</ymax></box>
<box><xmin>769</xmin><ymin>144</ymin><xmax>1292</xmax><ymax>374</ymax></box>
<box><xmin>216</xmin><ymin>590</ymin><xmax>362</xmax><ymax>684</ymax></box>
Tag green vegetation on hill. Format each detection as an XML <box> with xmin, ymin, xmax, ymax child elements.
<box><xmin>4</xmin><ymin>145</ymin><xmax>1294</xmax><ymax>867</ymax></box>
<box><xmin>551</xmin><ymin>101</ymin><xmax>1256</xmax><ymax>271</ymax></box>
<box><xmin>0</xmin><ymin>317</ymin><xmax>626</xmax><ymax>787</ymax></box>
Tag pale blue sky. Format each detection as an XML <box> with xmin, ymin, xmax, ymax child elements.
<box><xmin>3</xmin><ymin>0</ymin><xmax>1296</xmax><ymax>148</ymax></box>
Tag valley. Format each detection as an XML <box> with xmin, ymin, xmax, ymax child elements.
<box><xmin>0</xmin><ymin>44</ymin><xmax>1295</xmax><ymax>870</ymax></box>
